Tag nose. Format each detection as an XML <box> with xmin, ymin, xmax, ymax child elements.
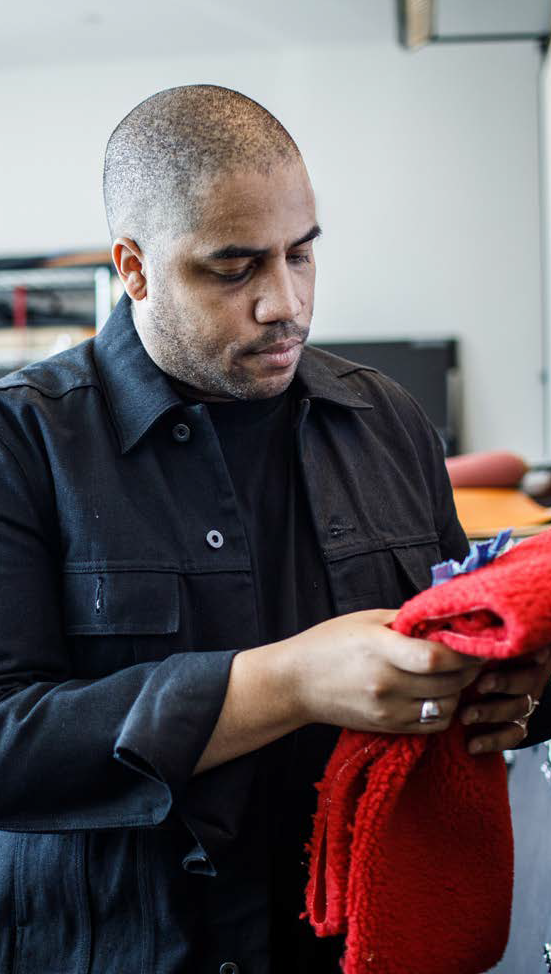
<box><xmin>254</xmin><ymin>260</ymin><xmax>302</xmax><ymax>324</ymax></box>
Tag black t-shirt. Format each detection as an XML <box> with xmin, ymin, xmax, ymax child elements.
<box><xmin>176</xmin><ymin>381</ymin><xmax>344</xmax><ymax>971</ymax></box>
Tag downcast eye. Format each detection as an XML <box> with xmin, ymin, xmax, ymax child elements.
<box><xmin>216</xmin><ymin>267</ymin><xmax>252</xmax><ymax>283</ymax></box>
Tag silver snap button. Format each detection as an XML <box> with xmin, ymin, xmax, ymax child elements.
<box><xmin>206</xmin><ymin>530</ymin><xmax>224</xmax><ymax>549</ymax></box>
<box><xmin>172</xmin><ymin>423</ymin><xmax>191</xmax><ymax>443</ymax></box>
<box><xmin>220</xmin><ymin>964</ymin><xmax>240</xmax><ymax>974</ymax></box>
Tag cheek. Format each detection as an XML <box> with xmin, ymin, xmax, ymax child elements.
<box><xmin>206</xmin><ymin>292</ymin><xmax>254</xmax><ymax>336</ymax></box>
<box><xmin>299</xmin><ymin>271</ymin><xmax>316</xmax><ymax>316</ymax></box>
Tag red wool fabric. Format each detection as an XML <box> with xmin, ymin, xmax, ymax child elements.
<box><xmin>303</xmin><ymin>529</ymin><xmax>551</xmax><ymax>974</ymax></box>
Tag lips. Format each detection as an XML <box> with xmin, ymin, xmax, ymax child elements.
<box><xmin>249</xmin><ymin>339</ymin><xmax>303</xmax><ymax>369</ymax></box>
<box><xmin>253</xmin><ymin>339</ymin><xmax>302</xmax><ymax>355</ymax></box>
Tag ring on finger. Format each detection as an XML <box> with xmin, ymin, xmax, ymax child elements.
<box><xmin>521</xmin><ymin>694</ymin><xmax>540</xmax><ymax>719</ymax></box>
<box><xmin>511</xmin><ymin>718</ymin><xmax>528</xmax><ymax>732</ymax></box>
<box><xmin>419</xmin><ymin>699</ymin><xmax>443</xmax><ymax>724</ymax></box>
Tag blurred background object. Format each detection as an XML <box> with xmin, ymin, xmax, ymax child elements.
<box><xmin>398</xmin><ymin>0</ymin><xmax>551</xmax><ymax>49</ymax></box>
<box><xmin>0</xmin><ymin>252</ymin><xmax>122</xmax><ymax>373</ymax></box>
<box><xmin>446</xmin><ymin>450</ymin><xmax>528</xmax><ymax>488</ymax></box>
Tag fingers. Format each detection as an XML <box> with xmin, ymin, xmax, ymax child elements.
<box><xmin>375</xmin><ymin>624</ymin><xmax>485</xmax><ymax>676</ymax></box>
<box><xmin>403</xmin><ymin>664</ymin><xmax>484</xmax><ymax>700</ymax></box>
<box><xmin>461</xmin><ymin>693</ymin><xmax>534</xmax><ymax>729</ymax></box>
<box><xmin>364</xmin><ymin>688</ymin><xmax>461</xmax><ymax>735</ymax></box>
<box><xmin>475</xmin><ymin>663</ymin><xmax>544</xmax><ymax>697</ymax></box>
<box><xmin>457</xmin><ymin>649</ymin><xmax>551</xmax><ymax>756</ymax></box>
<box><xmin>404</xmin><ymin>693</ymin><xmax>460</xmax><ymax>734</ymax></box>
<box><xmin>466</xmin><ymin>720</ymin><xmax>528</xmax><ymax>754</ymax></box>
<box><xmin>360</xmin><ymin>648</ymin><xmax>481</xmax><ymax>727</ymax></box>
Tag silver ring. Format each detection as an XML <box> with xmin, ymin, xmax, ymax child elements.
<box><xmin>419</xmin><ymin>699</ymin><xmax>442</xmax><ymax>723</ymax></box>
<box><xmin>512</xmin><ymin>718</ymin><xmax>528</xmax><ymax>733</ymax></box>
<box><xmin>522</xmin><ymin>694</ymin><xmax>540</xmax><ymax>719</ymax></box>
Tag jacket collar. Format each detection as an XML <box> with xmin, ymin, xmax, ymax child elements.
<box><xmin>94</xmin><ymin>293</ymin><xmax>372</xmax><ymax>454</ymax></box>
<box><xmin>296</xmin><ymin>347</ymin><xmax>374</xmax><ymax>411</ymax></box>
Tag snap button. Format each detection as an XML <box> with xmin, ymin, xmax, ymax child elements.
<box><xmin>219</xmin><ymin>964</ymin><xmax>240</xmax><ymax>974</ymax></box>
<box><xmin>206</xmin><ymin>530</ymin><xmax>224</xmax><ymax>549</ymax></box>
<box><xmin>172</xmin><ymin>423</ymin><xmax>191</xmax><ymax>443</ymax></box>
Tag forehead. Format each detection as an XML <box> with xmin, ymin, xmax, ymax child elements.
<box><xmin>190</xmin><ymin>163</ymin><xmax>317</xmax><ymax>249</ymax></box>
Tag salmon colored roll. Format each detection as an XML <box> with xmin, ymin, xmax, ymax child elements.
<box><xmin>446</xmin><ymin>450</ymin><xmax>528</xmax><ymax>488</ymax></box>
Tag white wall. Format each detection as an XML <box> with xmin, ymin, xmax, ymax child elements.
<box><xmin>0</xmin><ymin>7</ymin><xmax>544</xmax><ymax>456</ymax></box>
<box><xmin>540</xmin><ymin>53</ymin><xmax>551</xmax><ymax>457</ymax></box>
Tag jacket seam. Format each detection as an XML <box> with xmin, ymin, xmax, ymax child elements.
<box><xmin>0</xmin><ymin>380</ymin><xmax>100</xmax><ymax>401</ymax></box>
<box><xmin>62</xmin><ymin>562</ymin><xmax>252</xmax><ymax>574</ymax></box>
<box><xmin>0</xmin><ymin>812</ymin><xmax>163</xmax><ymax>830</ymax></box>
<box><xmin>323</xmin><ymin>534</ymin><xmax>439</xmax><ymax>560</ymax></box>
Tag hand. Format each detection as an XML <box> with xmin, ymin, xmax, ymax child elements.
<box><xmin>459</xmin><ymin>647</ymin><xmax>551</xmax><ymax>754</ymax></box>
<box><xmin>291</xmin><ymin>608</ymin><xmax>484</xmax><ymax>734</ymax></box>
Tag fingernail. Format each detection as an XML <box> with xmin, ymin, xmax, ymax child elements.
<box><xmin>462</xmin><ymin>708</ymin><xmax>481</xmax><ymax>725</ymax></box>
<box><xmin>469</xmin><ymin>740</ymin><xmax>484</xmax><ymax>754</ymax></box>
<box><xmin>478</xmin><ymin>674</ymin><xmax>497</xmax><ymax>692</ymax></box>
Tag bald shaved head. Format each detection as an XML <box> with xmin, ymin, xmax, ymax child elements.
<box><xmin>107</xmin><ymin>85</ymin><xmax>318</xmax><ymax>403</ymax></box>
<box><xmin>103</xmin><ymin>84</ymin><xmax>301</xmax><ymax>251</ymax></box>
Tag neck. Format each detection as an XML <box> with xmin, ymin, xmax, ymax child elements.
<box><xmin>169</xmin><ymin>375</ymin><xmax>237</xmax><ymax>403</ymax></box>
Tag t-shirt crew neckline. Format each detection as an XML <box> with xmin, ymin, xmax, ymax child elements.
<box><xmin>169</xmin><ymin>377</ymin><xmax>291</xmax><ymax>423</ymax></box>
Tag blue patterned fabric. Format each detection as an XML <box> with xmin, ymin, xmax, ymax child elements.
<box><xmin>431</xmin><ymin>528</ymin><xmax>513</xmax><ymax>587</ymax></box>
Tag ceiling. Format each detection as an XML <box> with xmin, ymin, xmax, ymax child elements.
<box><xmin>0</xmin><ymin>0</ymin><xmax>391</xmax><ymax>70</ymax></box>
<box><xmin>1</xmin><ymin>0</ymin><xmax>550</xmax><ymax>71</ymax></box>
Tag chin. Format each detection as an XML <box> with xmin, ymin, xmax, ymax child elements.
<box><xmin>257</xmin><ymin>372</ymin><xmax>297</xmax><ymax>398</ymax></box>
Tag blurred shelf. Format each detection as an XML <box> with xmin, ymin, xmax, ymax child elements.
<box><xmin>0</xmin><ymin>326</ymin><xmax>95</xmax><ymax>372</ymax></box>
<box><xmin>0</xmin><ymin>250</ymin><xmax>120</xmax><ymax>338</ymax></box>
<box><xmin>0</xmin><ymin>268</ymin><xmax>104</xmax><ymax>290</ymax></box>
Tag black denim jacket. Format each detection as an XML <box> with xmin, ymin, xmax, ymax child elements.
<box><xmin>0</xmin><ymin>294</ymin><xmax>545</xmax><ymax>974</ymax></box>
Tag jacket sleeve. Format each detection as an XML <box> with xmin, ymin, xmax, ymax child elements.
<box><xmin>0</xmin><ymin>434</ymin><xmax>238</xmax><ymax>837</ymax></box>
<box><xmin>415</xmin><ymin>417</ymin><xmax>470</xmax><ymax>563</ymax></box>
<box><xmin>386</xmin><ymin>377</ymin><xmax>470</xmax><ymax>564</ymax></box>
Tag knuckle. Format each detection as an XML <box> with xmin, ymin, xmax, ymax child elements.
<box><xmin>366</xmin><ymin>678</ymin><xmax>388</xmax><ymax>703</ymax></box>
<box><xmin>365</xmin><ymin>699</ymin><xmax>387</xmax><ymax>724</ymax></box>
<box><xmin>419</xmin><ymin>645</ymin><xmax>441</xmax><ymax>672</ymax></box>
<box><xmin>373</xmin><ymin>703</ymin><xmax>390</xmax><ymax>724</ymax></box>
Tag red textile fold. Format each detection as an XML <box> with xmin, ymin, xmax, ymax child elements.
<box><xmin>304</xmin><ymin>529</ymin><xmax>551</xmax><ymax>974</ymax></box>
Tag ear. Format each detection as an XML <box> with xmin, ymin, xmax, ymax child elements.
<box><xmin>112</xmin><ymin>237</ymin><xmax>147</xmax><ymax>301</ymax></box>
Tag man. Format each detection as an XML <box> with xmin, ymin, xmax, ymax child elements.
<box><xmin>0</xmin><ymin>85</ymin><xmax>549</xmax><ymax>974</ymax></box>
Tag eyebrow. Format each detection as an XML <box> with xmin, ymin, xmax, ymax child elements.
<box><xmin>204</xmin><ymin>224</ymin><xmax>322</xmax><ymax>261</ymax></box>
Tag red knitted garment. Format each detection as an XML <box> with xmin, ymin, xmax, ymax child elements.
<box><xmin>303</xmin><ymin>529</ymin><xmax>551</xmax><ymax>974</ymax></box>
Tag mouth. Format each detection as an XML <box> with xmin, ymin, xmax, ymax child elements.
<box><xmin>248</xmin><ymin>339</ymin><xmax>304</xmax><ymax>369</ymax></box>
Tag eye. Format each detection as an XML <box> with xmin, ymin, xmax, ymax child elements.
<box><xmin>214</xmin><ymin>265</ymin><xmax>254</xmax><ymax>283</ymax></box>
<box><xmin>288</xmin><ymin>253</ymin><xmax>311</xmax><ymax>266</ymax></box>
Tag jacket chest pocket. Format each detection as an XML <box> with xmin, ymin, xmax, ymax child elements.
<box><xmin>328</xmin><ymin>538</ymin><xmax>441</xmax><ymax>615</ymax></box>
<box><xmin>63</xmin><ymin>569</ymin><xmax>182</xmax><ymax>677</ymax></box>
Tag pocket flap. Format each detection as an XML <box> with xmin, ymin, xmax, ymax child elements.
<box><xmin>63</xmin><ymin>570</ymin><xmax>179</xmax><ymax>635</ymax></box>
<box><xmin>392</xmin><ymin>544</ymin><xmax>440</xmax><ymax>595</ymax></box>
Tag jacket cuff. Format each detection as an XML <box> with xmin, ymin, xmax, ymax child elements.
<box><xmin>114</xmin><ymin>649</ymin><xmax>239</xmax><ymax>826</ymax></box>
<box><xmin>114</xmin><ymin>648</ymin><xmax>261</xmax><ymax>873</ymax></box>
